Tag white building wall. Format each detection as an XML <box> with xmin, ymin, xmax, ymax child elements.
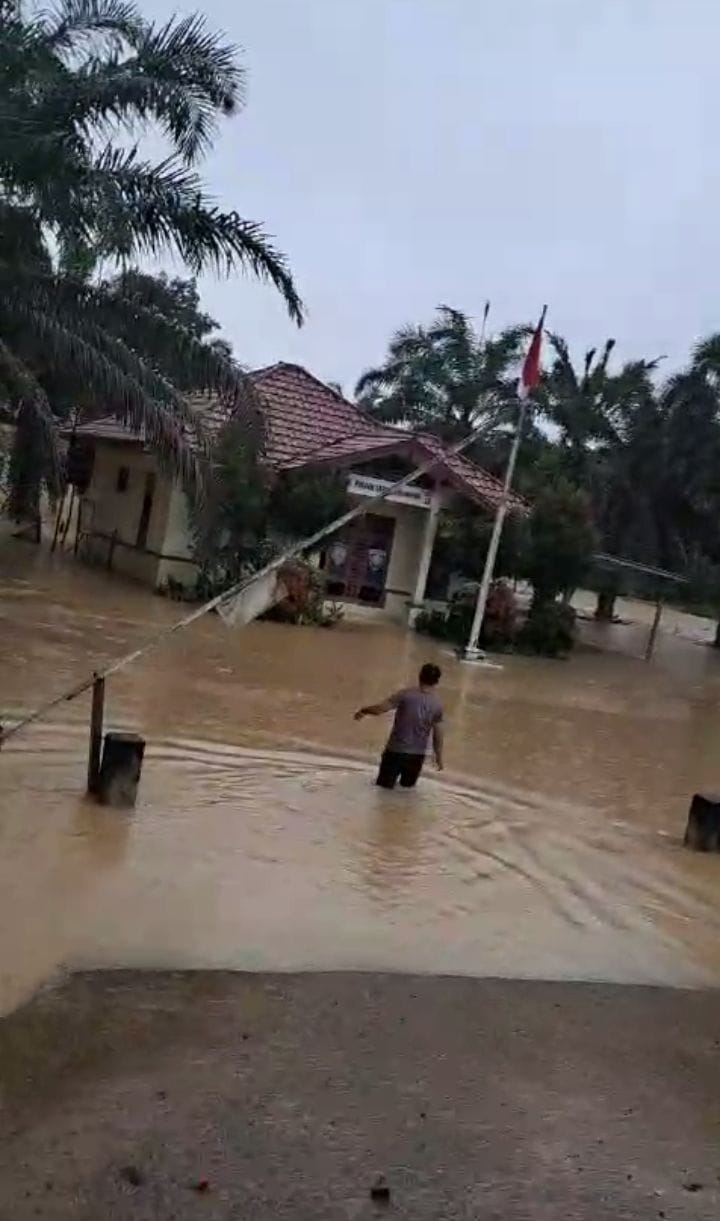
<box><xmin>156</xmin><ymin>480</ymin><xmax>199</xmax><ymax>589</ymax></box>
<box><xmin>80</xmin><ymin>447</ymin><xmax>437</xmax><ymax>615</ymax></box>
<box><xmin>82</xmin><ymin>444</ymin><xmax>171</xmax><ymax>587</ymax></box>
<box><xmin>346</xmin><ymin>494</ymin><xmax>427</xmax><ymax>622</ymax></box>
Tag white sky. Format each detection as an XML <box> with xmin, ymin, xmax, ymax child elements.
<box><xmin>142</xmin><ymin>0</ymin><xmax>720</xmax><ymax>391</ymax></box>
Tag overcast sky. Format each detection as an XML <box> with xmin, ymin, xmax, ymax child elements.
<box><xmin>143</xmin><ymin>0</ymin><xmax>720</xmax><ymax>391</ymax></box>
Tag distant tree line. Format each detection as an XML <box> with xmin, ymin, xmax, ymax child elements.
<box><xmin>357</xmin><ymin>307</ymin><xmax>720</xmax><ymax>640</ymax></box>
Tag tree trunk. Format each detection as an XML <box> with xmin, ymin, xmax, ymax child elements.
<box><xmin>714</xmin><ymin>618</ymin><xmax>720</xmax><ymax>649</ymax></box>
<box><xmin>7</xmin><ymin>402</ymin><xmax>43</xmax><ymax>528</ymax></box>
<box><xmin>529</xmin><ymin>587</ymin><xmax>553</xmax><ymax>618</ymax></box>
<box><xmin>595</xmin><ymin>589</ymin><xmax>617</xmax><ymax>622</ymax></box>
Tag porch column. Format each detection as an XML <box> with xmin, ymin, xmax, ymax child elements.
<box><xmin>408</xmin><ymin>490</ymin><xmax>442</xmax><ymax>625</ymax></box>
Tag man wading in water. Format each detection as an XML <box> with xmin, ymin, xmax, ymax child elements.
<box><xmin>354</xmin><ymin>663</ymin><xmax>444</xmax><ymax>789</ymax></box>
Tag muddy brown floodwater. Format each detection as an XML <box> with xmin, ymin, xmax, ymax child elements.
<box><xmin>3</xmin><ymin>541</ymin><xmax>720</xmax><ymax>1015</ymax></box>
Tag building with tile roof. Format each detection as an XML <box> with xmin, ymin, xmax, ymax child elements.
<box><xmin>68</xmin><ymin>363</ymin><xmax>524</xmax><ymax>620</ymax></box>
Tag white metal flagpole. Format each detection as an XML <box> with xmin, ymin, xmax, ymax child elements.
<box><xmin>461</xmin><ymin>305</ymin><xmax>547</xmax><ymax>662</ymax></box>
<box><xmin>461</xmin><ymin>400</ymin><xmax>528</xmax><ymax>661</ymax></box>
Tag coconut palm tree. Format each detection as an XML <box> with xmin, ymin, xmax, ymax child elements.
<box><xmin>0</xmin><ymin>0</ymin><xmax>303</xmax><ymax>512</ymax></box>
<box><xmin>1</xmin><ymin>0</ymin><xmax>302</xmax><ymax>307</ymax></box>
<box><xmin>356</xmin><ymin>306</ymin><xmax>529</xmax><ymax>442</ymax></box>
<box><xmin>537</xmin><ymin>334</ymin><xmax>623</xmax><ymax>483</ymax></box>
<box><xmin>538</xmin><ymin>336</ymin><xmax>669</xmax><ymax>617</ymax></box>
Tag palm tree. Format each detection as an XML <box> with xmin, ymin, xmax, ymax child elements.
<box><xmin>356</xmin><ymin>306</ymin><xmax>529</xmax><ymax>442</ymax></box>
<box><xmin>0</xmin><ymin>0</ymin><xmax>303</xmax><ymax>512</ymax></box>
<box><xmin>537</xmin><ymin>335</ymin><xmax>623</xmax><ymax>483</ymax></box>
<box><xmin>664</xmin><ymin>340</ymin><xmax>720</xmax><ymax>644</ymax></box>
<box><xmin>539</xmin><ymin>337</ymin><xmax>666</xmax><ymax>618</ymax></box>
<box><xmin>2</xmin><ymin>0</ymin><xmax>302</xmax><ymax>308</ymax></box>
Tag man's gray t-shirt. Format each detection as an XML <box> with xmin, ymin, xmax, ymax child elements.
<box><xmin>386</xmin><ymin>688</ymin><xmax>443</xmax><ymax>756</ymax></box>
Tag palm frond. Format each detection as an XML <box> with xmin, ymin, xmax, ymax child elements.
<box><xmin>356</xmin><ymin>306</ymin><xmax>527</xmax><ymax>437</ymax></box>
<box><xmin>42</xmin><ymin>0</ymin><xmax>147</xmax><ymax>53</ymax></box>
<box><xmin>692</xmin><ymin>333</ymin><xmax>720</xmax><ymax>376</ymax></box>
<box><xmin>355</xmin><ymin>366</ymin><xmax>395</xmax><ymax>396</ymax></box>
<box><xmin>81</xmin><ymin>148</ymin><xmax>303</xmax><ymax>321</ymax></box>
<box><xmin>132</xmin><ymin>13</ymin><xmax>243</xmax><ymax>147</ymax></box>
<box><xmin>0</xmin><ymin>339</ymin><xmax>62</xmax><ymax>493</ymax></box>
<box><xmin>47</xmin><ymin>13</ymin><xmax>244</xmax><ymax>163</ymax></box>
<box><xmin>16</xmin><ymin>305</ymin><xmax>202</xmax><ymax>485</ymax></box>
<box><xmin>0</xmin><ymin>0</ymin><xmax>302</xmax><ymax>323</ymax></box>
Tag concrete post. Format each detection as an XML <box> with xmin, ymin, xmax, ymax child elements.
<box><xmin>408</xmin><ymin>490</ymin><xmax>442</xmax><ymax>626</ymax></box>
<box><xmin>98</xmin><ymin>732</ymin><xmax>146</xmax><ymax>807</ymax></box>
<box><xmin>685</xmin><ymin>793</ymin><xmax>720</xmax><ymax>851</ymax></box>
<box><xmin>87</xmin><ymin>674</ymin><xmax>105</xmax><ymax>796</ymax></box>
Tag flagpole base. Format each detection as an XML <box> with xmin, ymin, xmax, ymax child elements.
<box><xmin>455</xmin><ymin>646</ymin><xmax>504</xmax><ymax>670</ymax></box>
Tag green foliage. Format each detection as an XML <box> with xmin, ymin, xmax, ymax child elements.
<box><xmin>100</xmin><ymin>270</ymin><xmax>235</xmax><ymax>388</ymax></box>
<box><xmin>194</xmin><ymin>423</ymin><xmax>350</xmax><ymax>594</ymax></box>
<box><xmin>1</xmin><ymin>0</ymin><xmax>301</xmax><ymax>310</ymax></box>
<box><xmin>518</xmin><ymin>601</ymin><xmax>577</xmax><ymax>658</ymax></box>
<box><xmin>269</xmin><ymin>469</ymin><xmax>348</xmax><ymax>541</ymax></box>
<box><xmin>194</xmin><ymin>423</ymin><xmax>270</xmax><ymax>588</ymax></box>
<box><xmin>263</xmin><ymin>562</ymin><xmax>344</xmax><ymax>629</ymax></box>
<box><xmin>521</xmin><ymin>480</ymin><xmax>597</xmax><ymax>607</ymax></box>
<box><xmin>428</xmin><ymin>508</ymin><xmax>527</xmax><ymax>593</ymax></box>
<box><xmin>414</xmin><ymin>609</ymin><xmax>451</xmax><ymax>640</ymax></box>
<box><xmin>363</xmin><ymin>301</ymin><xmax>720</xmax><ymax>646</ymax></box>
<box><xmin>0</xmin><ymin>0</ymin><xmax>302</xmax><ymax>514</ymax></box>
<box><xmin>356</xmin><ymin>306</ymin><xmax>530</xmax><ymax>441</ymax></box>
<box><xmin>415</xmin><ymin>581</ymin><xmax>518</xmax><ymax>651</ymax></box>
<box><xmin>6</xmin><ymin>400</ymin><xmax>56</xmax><ymax>519</ymax></box>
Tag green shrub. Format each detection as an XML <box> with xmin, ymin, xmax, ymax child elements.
<box><xmin>262</xmin><ymin>561</ymin><xmax>344</xmax><ymax>628</ymax></box>
<box><xmin>518</xmin><ymin>600</ymin><xmax>576</xmax><ymax>657</ymax></box>
<box><xmin>414</xmin><ymin>581</ymin><xmax>518</xmax><ymax>652</ymax></box>
<box><xmin>479</xmin><ymin>580</ymin><xmax>518</xmax><ymax>649</ymax></box>
<box><xmin>414</xmin><ymin>609</ymin><xmax>450</xmax><ymax>639</ymax></box>
<box><xmin>446</xmin><ymin>599</ymin><xmax>474</xmax><ymax>645</ymax></box>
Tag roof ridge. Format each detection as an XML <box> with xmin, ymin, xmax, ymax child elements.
<box><xmin>250</xmin><ymin>361</ymin><xmax>364</xmax><ymax>413</ymax></box>
<box><xmin>249</xmin><ymin>362</ymin><xmax>285</xmax><ymax>380</ymax></box>
<box><xmin>249</xmin><ymin>362</ymin><xmax>417</xmax><ymax>443</ymax></box>
<box><xmin>280</xmin><ymin>428</ymin><xmax>414</xmax><ymax>472</ymax></box>
<box><xmin>410</xmin><ymin>429</ymin><xmax>509</xmax><ymax>491</ymax></box>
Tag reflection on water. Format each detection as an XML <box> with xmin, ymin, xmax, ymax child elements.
<box><xmin>3</xmin><ymin>541</ymin><xmax>720</xmax><ymax>1014</ymax></box>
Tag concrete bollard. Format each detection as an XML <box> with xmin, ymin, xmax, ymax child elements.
<box><xmin>684</xmin><ymin>793</ymin><xmax>720</xmax><ymax>851</ymax></box>
<box><xmin>98</xmin><ymin>732</ymin><xmax>145</xmax><ymax>808</ymax></box>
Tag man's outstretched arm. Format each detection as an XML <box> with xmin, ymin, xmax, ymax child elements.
<box><xmin>432</xmin><ymin>723</ymin><xmax>444</xmax><ymax>770</ymax></box>
<box><xmin>354</xmin><ymin>696</ymin><xmax>395</xmax><ymax>721</ymax></box>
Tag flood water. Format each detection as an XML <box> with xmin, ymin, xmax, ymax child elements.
<box><xmin>3</xmin><ymin>541</ymin><xmax>720</xmax><ymax>1014</ymax></box>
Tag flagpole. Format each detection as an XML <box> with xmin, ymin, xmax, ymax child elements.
<box><xmin>479</xmin><ymin>299</ymin><xmax>490</xmax><ymax>348</ymax></box>
<box><xmin>461</xmin><ymin>305</ymin><xmax>547</xmax><ymax>662</ymax></box>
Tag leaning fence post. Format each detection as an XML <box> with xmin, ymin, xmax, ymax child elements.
<box><xmin>87</xmin><ymin>674</ymin><xmax>105</xmax><ymax>795</ymax></box>
<box><xmin>50</xmin><ymin>488</ymin><xmax>66</xmax><ymax>554</ymax></box>
<box><xmin>644</xmin><ymin>596</ymin><xmax>663</xmax><ymax>662</ymax></box>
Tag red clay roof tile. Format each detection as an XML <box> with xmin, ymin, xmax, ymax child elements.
<box><xmin>71</xmin><ymin>362</ymin><xmax>524</xmax><ymax>513</ymax></box>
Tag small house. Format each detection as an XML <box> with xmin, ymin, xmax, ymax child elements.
<box><xmin>69</xmin><ymin>363</ymin><xmax>522</xmax><ymax>622</ymax></box>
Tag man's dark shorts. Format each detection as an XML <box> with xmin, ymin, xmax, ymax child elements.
<box><xmin>376</xmin><ymin>749</ymin><xmax>425</xmax><ymax>790</ymax></box>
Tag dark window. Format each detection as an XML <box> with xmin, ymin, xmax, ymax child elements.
<box><xmin>67</xmin><ymin>442</ymin><xmax>95</xmax><ymax>493</ymax></box>
<box><xmin>116</xmin><ymin>466</ymin><xmax>130</xmax><ymax>493</ymax></box>
<box><xmin>136</xmin><ymin>473</ymin><xmax>156</xmax><ymax>549</ymax></box>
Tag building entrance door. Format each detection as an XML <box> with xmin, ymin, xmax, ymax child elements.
<box><xmin>324</xmin><ymin>513</ymin><xmax>395</xmax><ymax>605</ymax></box>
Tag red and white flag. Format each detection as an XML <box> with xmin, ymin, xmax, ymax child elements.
<box><xmin>518</xmin><ymin>306</ymin><xmax>547</xmax><ymax>399</ymax></box>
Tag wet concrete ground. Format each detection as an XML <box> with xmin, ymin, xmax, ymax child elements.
<box><xmin>1</xmin><ymin>970</ymin><xmax>719</xmax><ymax>1220</ymax></box>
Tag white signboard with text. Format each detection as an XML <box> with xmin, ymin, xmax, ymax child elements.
<box><xmin>347</xmin><ymin>473</ymin><xmax>431</xmax><ymax>510</ymax></box>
